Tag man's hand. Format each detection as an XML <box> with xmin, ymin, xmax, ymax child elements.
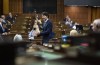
<box><xmin>36</xmin><ymin>32</ymin><xmax>40</xmax><ymax>36</ymax></box>
<box><xmin>36</xmin><ymin>32</ymin><xmax>40</xmax><ymax>37</ymax></box>
<box><xmin>2</xmin><ymin>32</ymin><xmax>7</xmax><ymax>35</ymax></box>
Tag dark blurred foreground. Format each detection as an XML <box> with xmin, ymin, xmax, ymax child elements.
<box><xmin>0</xmin><ymin>33</ymin><xmax>100</xmax><ymax>65</ymax></box>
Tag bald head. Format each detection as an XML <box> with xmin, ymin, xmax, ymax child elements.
<box><xmin>70</xmin><ymin>30</ymin><xmax>79</xmax><ymax>36</ymax></box>
<box><xmin>92</xmin><ymin>19</ymin><xmax>100</xmax><ymax>32</ymax></box>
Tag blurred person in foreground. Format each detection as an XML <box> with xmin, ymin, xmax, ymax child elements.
<box><xmin>91</xmin><ymin>19</ymin><xmax>100</xmax><ymax>33</ymax></box>
<box><xmin>37</xmin><ymin>12</ymin><xmax>55</xmax><ymax>46</ymax></box>
<box><xmin>70</xmin><ymin>30</ymin><xmax>79</xmax><ymax>36</ymax></box>
<box><xmin>89</xmin><ymin>19</ymin><xmax>100</xmax><ymax>50</ymax></box>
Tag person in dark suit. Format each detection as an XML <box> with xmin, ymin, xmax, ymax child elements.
<box><xmin>1</xmin><ymin>15</ymin><xmax>8</xmax><ymax>24</ymax></box>
<box><xmin>6</xmin><ymin>12</ymin><xmax>15</xmax><ymax>30</ymax></box>
<box><xmin>0</xmin><ymin>19</ymin><xmax>4</xmax><ymax>34</ymax></box>
<box><xmin>37</xmin><ymin>12</ymin><xmax>54</xmax><ymax>45</ymax></box>
<box><xmin>0</xmin><ymin>18</ymin><xmax>8</xmax><ymax>35</ymax></box>
<box><xmin>6</xmin><ymin>12</ymin><xmax>15</xmax><ymax>24</ymax></box>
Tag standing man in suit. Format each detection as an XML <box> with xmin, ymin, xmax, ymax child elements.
<box><xmin>37</xmin><ymin>12</ymin><xmax>54</xmax><ymax>45</ymax></box>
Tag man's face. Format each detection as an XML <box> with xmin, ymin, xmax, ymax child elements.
<box><xmin>3</xmin><ymin>24</ymin><xmax>7</xmax><ymax>28</ymax></box>
<box><xmin>42</xmin><ymin>15</ymin><xmax>46</xmax><ymax>20</ymax></box>
<box><xmin>9</xmin><ymin>13</ymin><xmax>12</xmax><ymax>16</ymax></box>
<box><xmin>2</xmin><ymin>16</ymin><xmax>5</xmax><ymax>19</ymax></box>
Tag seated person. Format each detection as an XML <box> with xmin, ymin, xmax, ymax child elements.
<box><xmin>6</xmin><ymin>12</ymin><xmax>15</xmax><ymax>24</ymax></box>
<box><xmin>1</xmin><ymin>15</ymin><xmax>8</xmax><ymax>24</ymax></box>
<box><xmin>2</xmin><ymin>23</ymin><xmax>8</xmax><ymax>35</ymax></box>
<box><xmin>63</xmin><ymin>15</ymin><xmax>79</xmax><ymax>29</ymax></box>
<box><xmin>63</xmin><ymin>15</ymin><xmax>70</xmax><ymax>24</ymax></box>
<box><xmin>0</xmin><ymin>18</ymin><xmax>8</xmax><ymax>35</ymax></box>
<box><xmin>28</xmin><ymin>27</ymin><xmax>40</xmax><ymax>41</ymax></box>
<box><xmin>28</xmin><ymin>28</ymin><xmax>36</xmax><ymax>40</ymax></box>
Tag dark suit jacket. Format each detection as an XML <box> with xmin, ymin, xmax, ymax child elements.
<box><xmin>0</xmin><ymin>27</ymin><xmax>3</xmax><ymax>34</ymax></box>
<box><xmin>0</xmin><ymin>23</ymin><xmax>8</xmax><ymax>34</ymax></box>
<box><xmin>6</xmin><ymin>16</ymin><xmax>15</xmax><ymax>24</ymax></box>
<box><xmin>40</xmin><ymin>19</ymin><xmax>54</xmax><ymax>43</ymax></box>
<box><xmin>0</xmin><ymin>24</ymin><xmax>4</xmax><ymax>34</ymax></box>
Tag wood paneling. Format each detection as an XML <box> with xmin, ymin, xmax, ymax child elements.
<box><xmin>91</xmin><ymin>7</ymin><xmax>100</xmax><ymax>22</ymax></box>
<box><xmin>9</xmin><ymin>0</ymin><xmax>64</xmax><ymax>22</ymax></box>
<box><xmin>87</xmin><ymin>7</ymin><xmax>92</xmax><ymax>24</ymax></box>
<box><xmin>7</xmin><ymin>0</ymin><xmax>100</xmax><ymax>24</ymax></box>
<box><xmin>64</xmin><ymin>6</ymin><xmax>100</xmax><ymax>24</ymax></box>
<box><xmin>49</xmin><ymin>14</ymin><xmax>57</xmax><ymax>22</ymax></box>
<box><xmin>64</xmin><ymin>6</ymin><xmax>91</xmax><ymax>25</ymax></box>
<box><xmin>96</xmin><ymin>8</ymin><xmax>100</xmax><ymax>18</ymax></box>
<box><xmin>9</xmin><ymin>0</ymin><xmax>23</xmax><ymax>14</ymax></box>
<box><xmin>49</xmin><ymin>0</ymin><xmax>64</xmax><ymax>22</ymax></box>
<box><xmin>91</xmin><ymin>7</ymin><xmax>97</xmax><ymax>21</ymax></box>
<box><xmin>57</xmin><ymin>0</ymin><xmax>64</xmax><ymax>22</ymax></box>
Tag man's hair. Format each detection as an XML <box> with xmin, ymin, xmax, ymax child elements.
<box><xmin>42</xmin><ymin>12</ymin><xmax>49</xmax><ymax>18</ymax></box>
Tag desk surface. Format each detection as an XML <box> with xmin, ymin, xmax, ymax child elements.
<box><xmin>15</xmin><ymin>44</ymin><xmax>92</xmax><ymax>65</ymax></box>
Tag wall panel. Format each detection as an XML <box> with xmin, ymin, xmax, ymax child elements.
<box><xmin>9</xmin><ymin>0</ymin><xmax>23</xmax><ymax>14</ymax></box>
<box><xmin>9</xmin><ymin>0</ymin><xmax>64</xmax><ymax>22</ymax></box>
<box><xmin>91</xmin><ymin>7</ymin><xmax>100</xmax><ymax>22</ymax></box>
<box><xmin>57</xmin><ymin>0</ymin><xmax>64</xmax><ymax>22</ymax></box>
<box><xmin>9</xmin><ymin>0</ymin><xmax>100</xmax><ymax>24</ymax></box>
<box><xmin>3</xmin><ymin>0</ymin><xmax>9</xmax><ymax>14</ymax></box>
<box><xmin>64</xmin><ymin>6</ymin><xmax>92</xmax><ymax>25</ymax></box>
